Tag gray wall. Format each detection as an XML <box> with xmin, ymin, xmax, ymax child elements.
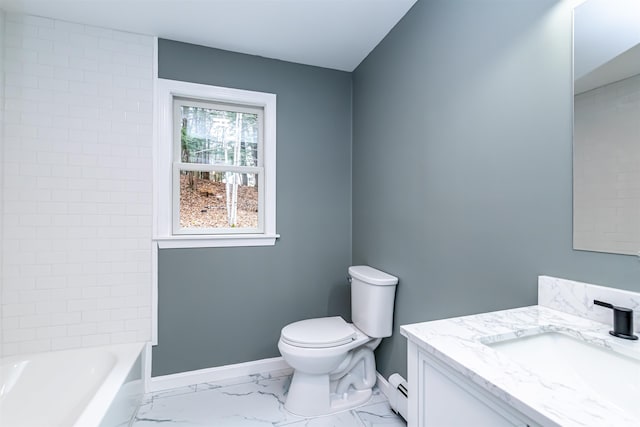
<box><xmin>352</xmin><ymin>0</ymin><xmax>640</xmax><ymax>378</ymax></box>
<box><xmin>154</xmin><ymin>40</ymin><xmax>352</xmax><ymax>376</ymax></box>
<box><xmin>155</xmin><ymin>1</ymin><xmax>640</xmax><ymax>379</ymax></box>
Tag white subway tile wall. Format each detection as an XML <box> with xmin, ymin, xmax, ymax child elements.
<box><xmin>573</xmin><ymin>74</ymin><xmax>640</xmax><ymax>255</ymax></box>
<box><xmin>1</xmin><ymin>13</ymin><xmax>154</xmax><ymax>356</ymax></box>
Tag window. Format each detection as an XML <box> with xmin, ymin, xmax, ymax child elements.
<box><xmin>155</xmin><ymin>79</ymin><xmax>277</xmax><ymax>248</ymax></box>
<box><xmin>173</xmin><ymin>98</ymin><xmax>263</xmax><ymax>234</ymax></box>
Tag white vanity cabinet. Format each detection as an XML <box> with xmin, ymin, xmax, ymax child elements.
<box><xmin>401</xmin><ymin>291</ymin><xmax>640</xmax><ymax>427</ymax></box>
<box><xmin>406</xmin><ymin>341</ymin><xmax>540</xmax><ymax>427</ymax></box>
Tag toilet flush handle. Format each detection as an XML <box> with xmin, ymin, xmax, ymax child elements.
<box><xmin>347</xmin><ymin>276</ymin><xmax>352</xmax><ymax>284</ymax></box>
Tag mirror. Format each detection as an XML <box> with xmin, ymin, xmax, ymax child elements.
<box><xmin>573</xmin><ymin>0</ymin><xmax>640</xmax><ymax>255</ymax></box>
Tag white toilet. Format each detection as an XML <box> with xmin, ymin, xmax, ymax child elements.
<box><xmin>278</xmin><ymin>265</ymin><xmax>398</xmax><ymax>417</ymax></box>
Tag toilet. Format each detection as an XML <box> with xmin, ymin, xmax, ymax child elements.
<box><xmin>278</xmin><ymin>265</ymin><xmax>398</xmax><ymax>417</ymax></box>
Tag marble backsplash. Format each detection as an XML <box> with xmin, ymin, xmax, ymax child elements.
<box><xmin>538</xmin><ymin>276</ymin><xmax>640</xmax><ymax>334</ymax></box>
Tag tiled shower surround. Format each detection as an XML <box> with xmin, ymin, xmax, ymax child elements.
<box><xmin>0</xmin><ymin>13</ymin><xmax>154</xmax><ymax>356</ymax></box>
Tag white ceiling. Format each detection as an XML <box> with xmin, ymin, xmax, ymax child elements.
<box><xmin>0</xmin><ymin>0</ymin><xmax>417</xmax><ymax>71</ymax></box>
<box><xmin>573</xmin><ymin>0</ymin><xmax>640</xmax><ymax>80</ymax></box>
<box><xmin>575</xmin><ymin>43</ymin><xmax>640</xmax><ymax>94</ymax></box>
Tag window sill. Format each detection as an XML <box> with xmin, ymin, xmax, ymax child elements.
<box><xmin>154</xmin><ymin>234</ymin><xmax>280</xmax><ymax>249</ymax></box>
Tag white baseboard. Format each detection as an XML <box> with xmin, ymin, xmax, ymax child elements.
<box><xmin>149</xmin><ymin>356</ymin><xmax>291</xmax><ymax>392</ymax></box>
<box><xmin>147</xmin><ymin>357</ymin><xmax>394</xmax><ymax>399</ymax></box>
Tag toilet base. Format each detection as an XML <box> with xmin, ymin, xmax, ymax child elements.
<box><xmin>329</xmin><ymin>388</ymin><xmax>373</xmax><ymax>414</ymax></box>
<box><xmin>284</xmin><ymin>371</ymin><xmax>374</xmax><ymax>417</ymax></box>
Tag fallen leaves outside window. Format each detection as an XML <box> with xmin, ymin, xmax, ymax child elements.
<box><xmin>179</xmin><ymin>174</ymin><xmax>258</xmax><ymax>229</ymax></box>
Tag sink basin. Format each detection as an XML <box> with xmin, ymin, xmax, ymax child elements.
<box><xmin>488</xmin><ymin>332</ymin><xmax>640</xmax><ymax>417</ymax></box>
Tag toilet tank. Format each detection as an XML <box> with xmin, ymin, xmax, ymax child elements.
<box><xmin>349</xmin><ymin>266</ymin><xmax>398</xmax><ymax>338</ymax></box>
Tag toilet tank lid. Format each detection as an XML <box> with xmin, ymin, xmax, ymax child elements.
<box><xmin>348</xmin><ymin>266</ymin><xmax>398</xmax><ymax>286</ymax></box>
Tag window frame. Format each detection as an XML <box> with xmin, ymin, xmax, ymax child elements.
<box><xmin>154</xmin><ymin>78</ymin><xmax>278</xmax><ymax>248</ymax></box>
<box><xmin>172</xmin><ymin>97</ymin><xmax>264</xmax><ymax>235</ymax></box>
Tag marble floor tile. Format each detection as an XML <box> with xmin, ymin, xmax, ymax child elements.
<box><xmin>277</xmin><ymin>410</ymin><xmax>363</xmax><ymax>427</ymax></box>
<box><xmin>355</xmin><ymin>402</ymin><xmax>406</xmax><ymax>427</ymax></box>
<box><xmin>132</xmin><ymin>372</ymin><xmax>405</xmax><ymax>427</ymax></box>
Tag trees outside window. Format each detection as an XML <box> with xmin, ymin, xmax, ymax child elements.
<box><xmin>173</xmin><ymin>98</ymin><xmax>263</xmax><ymax>233</ymax></box>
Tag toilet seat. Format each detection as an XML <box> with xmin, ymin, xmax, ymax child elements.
<box><xmin>281</xmin><ymin>316</ymin><xmax>356</xmax><ymax>348</ymax></box>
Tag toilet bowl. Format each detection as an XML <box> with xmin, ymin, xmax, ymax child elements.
<box><xmin>278</xmin><ymin>266</ymin><xmax>398</xmax><ymax>417</ymax></box>
<box><xmin>277</xmin><ymin>317</ymin><xmax>379</xmax><ymax>416</ymax></box>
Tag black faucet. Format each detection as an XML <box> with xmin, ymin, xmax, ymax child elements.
<box><xmin>593</xmin><ymin>300</ymin><xmax>638</xmax><ymax>340</ymax></box>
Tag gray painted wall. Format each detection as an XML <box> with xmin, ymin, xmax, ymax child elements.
<box><xmin>154</xmin><ymin>40</ymin><xmax>352</xmax><ymax>376</ymax></box>
<box><xmin>155</xmin><ymin>1</ymin><xmax>640</xmax><ymax>379</ymax></box>
<box><xmin>352</xmin><ymin>0</ymin><xmax>640</xmax><ymax>378</ymax></box>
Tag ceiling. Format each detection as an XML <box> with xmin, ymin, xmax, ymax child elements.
<box><xmin>573</xmin><ymin>0</ymin><xmax>640</xmax><ymax>84</ymax></box>
<box><xmin>0</xmin><ymin>0</ymin><xmax>417</xmax><ymax>71</ymax></box>
<box><xmin>575</xmin><ymin>43</ymin><xmax>640</xmax><ymax>94</ymax></box>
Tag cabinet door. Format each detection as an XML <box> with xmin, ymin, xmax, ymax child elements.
<box><xmin>418</xmin><ymin>351</ymin><xmax>531</xmax><ymax>427</ymax></box>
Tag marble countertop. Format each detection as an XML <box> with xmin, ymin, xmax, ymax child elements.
<box><xmin>401</xmin><ymin>305</ymin><xmax>640</xmax><ymax>427</ymax></box>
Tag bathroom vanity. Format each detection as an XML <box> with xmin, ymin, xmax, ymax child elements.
<box><xmin>401</xmin><ymin>276</ymin><xmax>640</xmax><ymax>427</ymax></box>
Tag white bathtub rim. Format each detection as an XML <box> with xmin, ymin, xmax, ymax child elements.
<box><xmin>1</xmin><ymin>342</ymin><xmax>145</xmax><ymax>427</ymax></box>
<box><xmin>72</xmin><ymin>342</ymin><xmax>146</xmax><ymax>427</ymax></box>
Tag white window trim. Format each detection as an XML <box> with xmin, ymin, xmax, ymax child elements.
<box><xmin>154</xmin><ymin>78</ymin><xmax>278</xmax><ymax>248</ymax></box>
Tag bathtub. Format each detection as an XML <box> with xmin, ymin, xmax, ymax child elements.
<box><xmin>0</xmin><ymin>342</ymin><xmax>145</xmax><ymax>427</ymax></box>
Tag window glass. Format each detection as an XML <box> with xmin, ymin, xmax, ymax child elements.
<box><xmin>179</xmin><ymin>104</ymin><xmax>259</xmax><ymax>167</ymax></box>
<box><xmin>173</xmin><ymin>98</ymin><xmax>263</xmax><ymax>234</ymax></box>
<box><xmin>178</xmin><ymin>170</ymin><xmax>259</xmax><ymax>230</ymax></box>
